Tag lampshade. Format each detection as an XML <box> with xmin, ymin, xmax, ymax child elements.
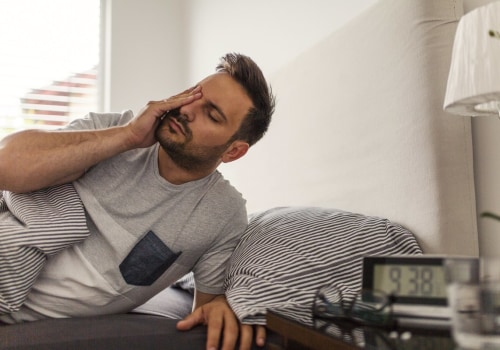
<box><xmin>443</xmin><ymin>1</ymin><xmax>500</xmax><ymax>117</ymax></box>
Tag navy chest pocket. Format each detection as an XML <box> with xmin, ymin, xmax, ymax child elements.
<box><xmin>119</xmin><ymin>231</ymin><xmax>181</xmax><ymax>286</ymax></box>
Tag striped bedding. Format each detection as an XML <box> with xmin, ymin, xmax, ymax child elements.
<box><xmin>224</xmin><ymin>206</ymin><xmax>422</xmax><ymax>325</ymax></box>
<box><xmin>0</xmin><ymin>183</ymin><xmax>89</xmax><ymax>314</ymax></box>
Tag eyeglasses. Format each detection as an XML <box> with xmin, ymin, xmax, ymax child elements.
<box><xmin>313</xmin><ymin>317</ymin><xmax>398</xmax><ymax>350</ymax></box>
<box><xmin>312</xmin><ymin>284</ymin><xmax>396</xmax><ymax>328</ymax></box>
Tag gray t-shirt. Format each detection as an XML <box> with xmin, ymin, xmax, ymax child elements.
<box><xmin>1</xmin><ymin>111</ymin><xmax>247</xmax><ymax>322</ymax></box>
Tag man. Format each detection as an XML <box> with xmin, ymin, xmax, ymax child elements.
<box><xmin>0</xmin><ymin>53</ymin><xmax>275</xmax><ymax>350</ymax></box>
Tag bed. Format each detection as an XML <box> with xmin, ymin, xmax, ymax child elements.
<box><xmin>0</xmin><ymin>0</ymin><xmax>478</xmax><ymax>348</ymax></box>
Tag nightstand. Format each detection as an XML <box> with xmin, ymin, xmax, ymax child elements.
<box><xmin>265</xmin><ymin>311</ymin><xmax>455</xmax><ymax>350</ymax></box>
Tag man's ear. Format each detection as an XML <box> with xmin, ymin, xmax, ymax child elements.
<box><xmin>221</xmin><ymin>141</ymin><xmax>249</xmax><ymax>163</ymax></box>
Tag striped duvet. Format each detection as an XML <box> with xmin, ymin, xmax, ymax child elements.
<box><xmin>0</xmin><ymin>183</ymin><xmax>89</xmax><ymax>314</ymax></box>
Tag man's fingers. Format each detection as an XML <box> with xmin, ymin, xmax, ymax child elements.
<box><xmin>156</xmin><ymin>86</ymin><xmax>202</xmax><ymax>116</ymax></box>
<box><xmin>218</xmin><ymin>312</ymin><xmax>239</xmax><ymax>350</ymax></box>
<box><xmin>238</xmin><ymin>324</ymin><xmax>254</xmax><ymax>350</ymax></box>
<box><xmin>167</xmin><ymin>85</ymin><xmax>202</xmax><ymax>101</ymax></box>
<box><xmin>255</xmin><ymin>325</ymin><xmax>266</xmax><ymax>347</ymax></box>
<box><xmin>174</xmin><ymin>85</ymin><xmax>201</xmax><ymax>98</ymax></box>
<box><xmin>239</xmin><ymin>324</ymin><xmax>266</xmax><ymax>350</ymax></box>
<box><xmin>205</xmin><ymin>314</ymin><xmax>223</xmax><ymax>350</ymax></box>
<box><xmin>176</xmin><ymin>308</ymin><xmax>204</xmax><ymax>331</ymax></box>
<box><xmin>154</xmin><ymin>85</ymin><xmax>203</xmax><ymax>112</ymax></box>
<box><xmin>178</xmin><ymin>296</ymin><xmax>263</xmax><ymax>350</ymax></box>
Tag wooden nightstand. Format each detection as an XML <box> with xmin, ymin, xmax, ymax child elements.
<box><xmin>265</xmin><ymin>311</ymin><xmax>455</xmax><ymax>350</ymax></box>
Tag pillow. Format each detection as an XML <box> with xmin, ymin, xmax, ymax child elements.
<box><xmin>224</xmin><ymin>206</ymin><xmax>422</xmax><ymax>325</ymax></box>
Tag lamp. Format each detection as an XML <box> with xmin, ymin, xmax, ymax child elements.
<box><xmin>443</xmin><ymin>1</ymin><xmax>500</xmax><ymax>117</ymax></box>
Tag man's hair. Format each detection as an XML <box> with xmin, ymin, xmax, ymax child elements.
<box><xmin>216</xmin><ymin>53</ymin><xmax>275</xmax><ymax>147</ymax></box>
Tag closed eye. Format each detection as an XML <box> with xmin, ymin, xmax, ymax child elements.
<box><xmin>205</xmin><ymin>106</ymin><xmax>222</xmax><ymax>123</ymax></box>
<box><xmin>207</xmin><ymin>101</ymin><xmax>227</xmax><ymax>123</ymax></box>
<box><xmin>202</xmin><ymin>100</ymin><xmax>226</xmax><ymax>124</ymax></box>
<box><xmin>208</xmin><ymin>113</ymin><xmax>220</xmax><ymax>123</ymax></box>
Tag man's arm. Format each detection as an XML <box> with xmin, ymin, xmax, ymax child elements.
<box><xmin>177</xmin><ymin>290</ymin><xmax>266</xmax><ymax>350</ymax></box>
<box><xmin>0</xmin><ymin>86</ymin><xmax>201</xmax><ymax>193</ymax></box>
<box><xmin>0</xmin><ymin>127</ymin><xmax>133</xmax><ymax>193</ymax></box>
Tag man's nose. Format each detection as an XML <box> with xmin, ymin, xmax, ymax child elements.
<box><xmin>179</xmin><ymin>101</ymin><xmax>199</xmax><ymax>122</ymax></box>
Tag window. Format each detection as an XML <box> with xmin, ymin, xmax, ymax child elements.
<box><xmin>0</xmin><ymin>0</ymin><xmax>100</xmax><ymax>139</ymax></box>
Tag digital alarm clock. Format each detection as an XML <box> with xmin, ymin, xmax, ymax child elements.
<box><xmin>361</xmin><ymin>255</ymin><xmax>479</xmax><ymax>328</ymax></box>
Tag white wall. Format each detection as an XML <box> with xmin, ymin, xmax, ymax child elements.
<box><xmin>182</xmin><ymin>0</ymin><xmax>378</xmax><ymax>212</ymax></box>
<box><xmin>105</xmin><ymin>0</ymin><xmax>500</xmax><ymax>256</ymax></box>
<box><xmin>103</xmin><ymin>0</ymin><xmax>188</xmax><ymax>113</ymax></box>
<box><xmin>184</xmin><ymin>0</ymin><xmax>378</xmax><ymax>82</ymax></box>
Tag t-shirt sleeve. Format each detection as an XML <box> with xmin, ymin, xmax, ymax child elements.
<box><xmin>192</xmin><ymin>204</ymin><xmax>248</xmax><ymax>295</ymax></box>
<box><xmin>60</xmin><ymin>110</ymin><xmax>135</xmax><ymax>131</ymax></box>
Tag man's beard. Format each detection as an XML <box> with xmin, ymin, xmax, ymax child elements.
<box><xmin>155</xmin><ymin>109</ymin><xmax>231</xmax><ymax>173</ymax></box>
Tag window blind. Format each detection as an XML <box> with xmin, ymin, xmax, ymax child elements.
<box><xmin>0</xmin><ymin>0</ymin><xmax>100</xmax><ymax>139</ymax></box>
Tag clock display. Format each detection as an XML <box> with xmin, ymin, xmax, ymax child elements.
<box><xmin>373</xmin><ymin>264</ymin><xmax>447</xmax><ymax>299</ymax></box>
<box><xmin>362</xmin><ymin>256</ymin><xmax>451</xmax><ymax>306</ymax></box>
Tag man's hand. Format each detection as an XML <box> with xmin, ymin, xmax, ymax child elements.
<box><xmin>176</xmin><ymin>295</ymin><xmax>266</xmax><ymax>350</ymax></box>
<box><xmin>125</xmin><ymin>86</ymin><xmax>202</xmax><ymax>149</ymax></box>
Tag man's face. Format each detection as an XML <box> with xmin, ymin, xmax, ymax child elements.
<box><xmin>155</xmin><ymin>73</ymin><xmax>253</xmax><ymax>172</ymax></box>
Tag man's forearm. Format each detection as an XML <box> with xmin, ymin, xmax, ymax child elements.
<box><xmin>0</xmin><ymin>87</ymin><xmax>203</xmax><ymax>193</ymax></box>
<box><xmin>0</xmin><ymin>126</ymin><xmax>132</xmax><ymax>193</ymax></box>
